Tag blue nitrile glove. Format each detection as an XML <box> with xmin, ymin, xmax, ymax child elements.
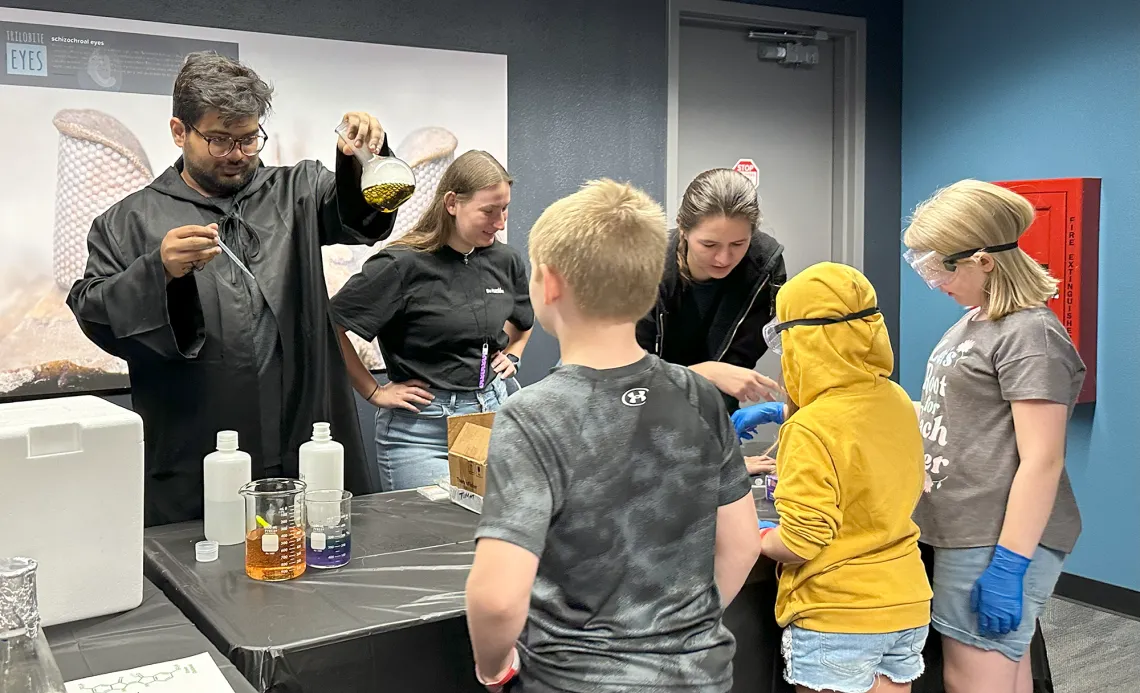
<box><xmin>731</xmin><ymin>402</ymin><xmax>785</xmax><ymax>440</ymax></box>
<box><xmin>758</xmin><ymin>520</ymin><xmax>778</xmax><ymax>530</ymax></box>
<box><xmin>971</xmin><ymin>545</ymin><xmax>1032</xmax><ymax>636</ymax></box>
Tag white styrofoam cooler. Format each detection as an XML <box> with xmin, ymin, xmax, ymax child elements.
<box><xmin>0</xmin><ymin>395</ymin><xmax>144</xmax><ymax>626</ymax></box>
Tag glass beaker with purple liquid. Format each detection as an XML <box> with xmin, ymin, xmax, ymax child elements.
<box><xmin>305</xmin><ymin>490</ymin><xmax>352</xmax><ymax>569</ymax></box>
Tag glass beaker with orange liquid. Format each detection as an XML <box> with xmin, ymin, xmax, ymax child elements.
<box><xmin>238</xmin><ymin>478</ymin><xmax>307</xmax><ymax>581</ymax></box>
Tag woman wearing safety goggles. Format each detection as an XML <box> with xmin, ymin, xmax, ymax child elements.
<box><xmin>903</xmin><ymin>179</ymin><xmax>1085</xmax><ymax>693</ymax></box>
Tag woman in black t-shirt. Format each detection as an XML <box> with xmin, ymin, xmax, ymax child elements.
<box><xmin>331</xmin><ymin>151</ymin><xmax>533</xmax><ymax>491</ymax></box>
<box><xmin>635</xmin><ymin>169</ymin><xmax>786</xmax><ymax>473</ymax></box>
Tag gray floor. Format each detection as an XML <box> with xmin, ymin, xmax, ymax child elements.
<box><xmin>1042</xmin><ymin>598</ymin><xmax>1140</xmax><ymax>692</ymax></box>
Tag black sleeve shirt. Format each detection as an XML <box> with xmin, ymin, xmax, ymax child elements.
<box><xmin>331</xmin><ymin>241</ymin><xmax>534</xmax><ymax>391</ymax></box>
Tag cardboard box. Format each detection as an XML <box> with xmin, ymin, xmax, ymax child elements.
<box><xmin>447</xmin><ymin>412</ymin><xmax>494</xmax><ymax>514</ymax></box>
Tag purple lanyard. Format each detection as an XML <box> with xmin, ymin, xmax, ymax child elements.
<box><xmin>478</xmin><ymin>343</ymin><xmax>489</xmax><ymax>389</ymax></box>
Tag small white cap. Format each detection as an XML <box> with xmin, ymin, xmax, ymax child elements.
<box><xmin>195</xmin><ymin>540</ymin><xmax>219</xmax><ymax>563</ymax></box>
<box><xmin>216</xmin><ymin>430</ymin><xmax>239</xmax><ymax>451</ymax></box>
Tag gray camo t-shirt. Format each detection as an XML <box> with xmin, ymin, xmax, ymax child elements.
<box><xmin>913</xmin><ymin>307</ymin><xmax>1085</xmax><ymax>553</ymax></box>
<box><xmin>475</xmin><ymin>354</ymin><xmax>752</xmax><ymax>693</ymax></box>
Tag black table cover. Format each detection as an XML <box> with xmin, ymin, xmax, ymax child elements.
<box><xmin>44</xmin><ymin>578</ymin><xmax>257</xmax><ymax>693</ymax></box>
<box><xmin>140</xmin><ymin>489</ymin><xmax>870</xmax><ymax>693</ymax></box>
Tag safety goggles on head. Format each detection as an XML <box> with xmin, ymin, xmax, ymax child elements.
<box><xmin>903</xmin><ymin>242</ymin><xmax>1020</xmax><ymax>289</ymax></box>
<box><xmin>762</xmin><ymin>306</ymin><xmax>881</xmax><ymax>356</ymax></box>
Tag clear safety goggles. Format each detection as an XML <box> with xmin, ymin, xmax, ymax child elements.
<box><xmin>903</xmin><ymin>242</ymin><xmax>1020</xmax><ymax>289</ymax></box>
<box><xmin>763</xmin><ymin>306</ymin><xmax>881</xmax><ymax>356</ymax></box>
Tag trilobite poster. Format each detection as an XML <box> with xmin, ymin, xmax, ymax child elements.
<box><xmin>0</xmin><ymin>8</ymin><xmax>507</xmax><ymax>398</ymax></box>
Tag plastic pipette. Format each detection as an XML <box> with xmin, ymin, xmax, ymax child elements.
<box><xmin>216</xmin><ymin>237</ymin><xmax>256</xmax><ymax>281</ymax></box>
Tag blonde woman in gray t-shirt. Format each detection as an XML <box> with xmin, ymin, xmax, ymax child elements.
<box><xmin>903</xmin><ymin>179</ymin><xmax>1085</xmax><ymax>693</ymax></box>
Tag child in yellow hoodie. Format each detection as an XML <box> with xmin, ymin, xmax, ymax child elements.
<box><xmin>733</xmin><ymin>262</ymin><xmax>932</xmax><ymax>693</ymax></box>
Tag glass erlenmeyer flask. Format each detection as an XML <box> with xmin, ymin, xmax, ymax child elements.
<box><xmin>335</xmin><ymin>121</ymin><xmax>417</xmax><ymax>213</ymax></box>
<box><xmin>0</xmin><ymin>557</ymin><xmax>67</xmax><ymax>693</ymax></box>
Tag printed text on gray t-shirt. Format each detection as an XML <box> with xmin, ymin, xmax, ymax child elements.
<box><xmin>913</xmin><ymin>307</ymin><xmax>1084</xmax><ymax>553</ymax></box>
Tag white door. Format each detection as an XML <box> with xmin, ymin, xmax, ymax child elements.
<box><xmin>677</xmin><ymin>19</ymin><xmax>840</xmax><ymax>447</ymax></box>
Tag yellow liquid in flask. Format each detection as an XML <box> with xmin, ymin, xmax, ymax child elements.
<box><xmin>362</xmin><ymin>182</ymin><xmax>415</xmax><ymax>213</ymax></box>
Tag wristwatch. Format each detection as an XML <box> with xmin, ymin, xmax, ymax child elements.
<box><xmin>476</xmin><ymin>648</ymin><xmax>520</xmax><ymax>692</ymax></box>
<box><xmin>506</xmin><ymin>353</ymin><xmax>520</xmax><ymax>367</ymax></box>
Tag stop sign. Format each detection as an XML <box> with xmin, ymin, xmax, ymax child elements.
<box><xmin>733</xmin><ymin>159</ymin><xmax>759</xmax><ymax>188</ymax></box>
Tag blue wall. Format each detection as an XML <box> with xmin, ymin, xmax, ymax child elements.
<box><xmin>901</xmin><ymin>0</ymin><xmax>1140</xmax><ymax>589</ymax></box>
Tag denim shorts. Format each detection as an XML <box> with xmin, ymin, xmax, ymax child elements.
<box><xmin>374</xmin><ymin>378</ymin><xmax>507</xmax><ymax>492</ymax></box>
<box><xmin>781</xmin><ymin>624</ymin><xmax>928</xmax><ymax>693</ymax></box>
<box><xmin>931</xmin><ymin>544</ymin><xmax>1064</xmax><ymax>661</ymax></box>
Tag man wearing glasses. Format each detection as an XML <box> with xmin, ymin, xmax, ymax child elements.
<box><xmin>67</xmin><ymin>51</ymin><xmax>395</xmax><ymax>526</ymax></box>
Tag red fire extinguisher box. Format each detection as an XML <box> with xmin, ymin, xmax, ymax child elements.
<box><xmin>993</xmin><ymin>177</ymin><xmax>1099</xmax><ymax>403</ymax></box>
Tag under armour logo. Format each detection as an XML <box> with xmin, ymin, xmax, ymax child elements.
<box><xmin>622</xmin><ymin>388</ymin><xmax>649</xmax><ymax>407</ymax></box>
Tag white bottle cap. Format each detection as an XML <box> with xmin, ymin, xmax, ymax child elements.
<box><xmin>195</xmin><ymin>540</ymin><xmax>219</xmax><ymax>563</ymax></box>
<box><xmin>312</xmin><ymin>422</ymin><xmax>332</xmax><ymax>441</ymax></box>
<box><xmin>216</xmin><ymin>430</ymin><xmax>239</xmax><ymax>452</ymax></box>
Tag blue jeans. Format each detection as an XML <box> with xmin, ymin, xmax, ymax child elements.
<box><xmin>374</xmin><ymin>379</ymin><xmax>507</xmax><ymax>492</ymax></box>
<box><xmin>931</xmin><ymin>544</ymin><xmax>1065</xmax><ymax>661</ymax></box>
<box><xmin>782</xmin><ymin>624</ymin><xmax>929</xmax><ymax>693</ymax></box>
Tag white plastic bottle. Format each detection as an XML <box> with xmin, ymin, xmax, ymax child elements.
<box><xmin>299</xmin><ymin>422</ymin><xmax>344</xmax><ymax>493</ymax></box>
<box><xmin>203</xmin><ymin>430</ymin><xmax>251</xmax><ymax>546</ymax></box>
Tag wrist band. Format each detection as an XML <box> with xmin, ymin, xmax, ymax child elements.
<box><xmin>368</xmin><ymin>383</ymin><xmax>380</xmax><ymax>400</ymax></box>
<box><xmin>477</xmin><ymin>647</ymin><xmax>521</xmax><ymax>689</ymax></box>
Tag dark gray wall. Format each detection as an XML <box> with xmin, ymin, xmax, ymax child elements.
<box><xmin>15</xmin><ymin>0</ymin><xmax>901</xmax><ymax>467</ymax></box>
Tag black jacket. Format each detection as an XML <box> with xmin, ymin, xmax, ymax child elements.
<box><xmin>636</xmin><ymin>229</ymin><xmax>786</xmax><ymax>412</ymax></box>
<box><xmin>67</xmin><ymin>147</ymin><xmax>394</xmax><ymax>526</ymax></box>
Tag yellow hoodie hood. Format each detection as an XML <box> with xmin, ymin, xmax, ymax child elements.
<box><xmin>777</xmin><ymin>262</ymin><xmax>892</xmax><ymax>407</ymax></box>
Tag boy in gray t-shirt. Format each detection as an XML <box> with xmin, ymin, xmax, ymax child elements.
<box><xmin>464</xmin><ymin>180</ymin><xmax>763</xmax><ymax>693</ymax></box>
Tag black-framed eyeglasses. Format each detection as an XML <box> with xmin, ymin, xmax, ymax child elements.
<box><xmin>187</xmin><ymin>123</ymin><xmax>268</xmax><ymax>158</ymax></box>
<box><xmin>938</xmin><ymin>242</ymin><xmax>1020</xmax><ymax>271</ymax></box>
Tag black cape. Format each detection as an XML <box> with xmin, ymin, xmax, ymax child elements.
<box><xmin>67</xmin><ymin>147</ymin><xmax>394</xmax><ymax>526</ymax></box>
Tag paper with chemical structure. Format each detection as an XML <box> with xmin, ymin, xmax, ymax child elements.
<box><xmin>64</xmin><ymin>652</ymin><xmax>234</xmax><ymax>693</ymax></box>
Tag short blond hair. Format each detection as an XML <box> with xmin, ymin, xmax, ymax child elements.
<box><xmin>528</xmin><ymin>179</ymin><xmax>667</xmax><ymax>322</ymax></box>
<box><xmin>904</xmin><ymin>179</ymin><xmax>1057</xmax><ymax>320</ymax></box>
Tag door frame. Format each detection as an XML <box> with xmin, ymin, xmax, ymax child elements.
<box><xmin>667</xmin><ymin>0</ymin><xmax>867</xmax><ymax>271</ymax></box>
